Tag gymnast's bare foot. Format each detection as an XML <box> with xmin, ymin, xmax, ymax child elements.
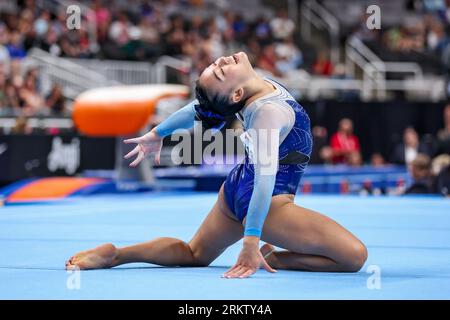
<box><xmin>65</xmin><ymin>243</ymin><xmax>118</xmax><ymax>270</ymax></box>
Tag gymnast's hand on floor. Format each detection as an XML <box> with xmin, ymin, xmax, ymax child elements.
<box><xmin>222</xmin><ymin>238</ymin><xmax>277</xmax><ymax>279</ymax></box>
<box><xmin>123</xmin><ymin>129</ymin><xmax>163</xmax><ymax>167</ymax></box>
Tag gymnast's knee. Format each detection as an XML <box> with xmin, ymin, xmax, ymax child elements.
<box><xmin>184</xmin><ymin>243</ymin><xmax>211</xmax><ymax>267</ymax></box>
<box><xmin>187</xmin><ymin>253</ymin><xmax>211</xmax><ymax>267</ymax></box>
<box><xmin>343</xmin><ymin>242</ymin><xmax>368</xmax><ymax>272</ymax></box>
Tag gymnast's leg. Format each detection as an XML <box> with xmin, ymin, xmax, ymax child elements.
<box><xmin>258</xmin><ymin>195</ymin><xmax>368</xmax><ymax>272</ymax></box>
<box><xmin>66</xmin><ymin>185</ymin><xmax>243</xmax><ymax>270</ymax></box>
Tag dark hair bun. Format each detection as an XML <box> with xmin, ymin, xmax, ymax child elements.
<box><xmin>194</xmin><ymin>84</ymin><xmax>227</xmax><ymax>131</ymax></box>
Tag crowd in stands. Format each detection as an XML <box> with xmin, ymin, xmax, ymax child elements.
<box><xmin>351</xmin><ymin>0</ymin><xmax>450</xmax><ymax>73</ymax></box>
<box><xmin>309</xmin><ymin>104</ymin><xmax>450</xmax><ymax>196</ymax></box>
<box><xmin>0</xmin><ymin>0</ymin><xmax>449</xmax><ymax>195</ymax></box>
<box><xmin>0</xmin><ymin>0</ymin><xmax>308</xmax><ymax>117</ymax></box>
<box><xmin>0</xmin><ymin>61</ymin><xmax>67</xmax><ymax>117</ymax></box>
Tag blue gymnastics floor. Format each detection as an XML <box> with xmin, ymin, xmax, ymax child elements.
<box><xmin>0</xmin><ymin>192</ymin><xmax>449</xmax><ymax>299</ymax></box>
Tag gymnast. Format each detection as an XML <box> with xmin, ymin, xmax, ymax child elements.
<box><xmin>66</xmin><ymin>52</ymin><xmax>367</xmax><ymax>278</ymax></box>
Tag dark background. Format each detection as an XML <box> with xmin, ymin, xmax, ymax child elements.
<box><xmin>301</xmin><ymin>100</ymin><xmax>446</xmax><ymax>161</ymax></box>
<box><xmin>0</xmin><ymin>134</ymin><xmax>115</xmax><ymax>186</ymax></box>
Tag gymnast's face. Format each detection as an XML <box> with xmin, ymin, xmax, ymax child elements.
<box><xmin>198</xmin><ymin>52</ymin><xmax>254</xmax><ymax>104</ymax></box>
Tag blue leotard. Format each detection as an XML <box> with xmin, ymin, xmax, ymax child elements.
<box><xmin>155</xmin><ymin>78</ymin><xmax>312</xmax><ymax>238</ymax></box>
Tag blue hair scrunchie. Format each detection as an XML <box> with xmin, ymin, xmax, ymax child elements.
<box><xmin>194</xmin><ymin>83</ymin><xmax>227</xmax><ymax>131</ymax></box>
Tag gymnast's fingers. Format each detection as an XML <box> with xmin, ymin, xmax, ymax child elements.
<box><xmin>129</xmin><ymin>151</ymin><xmax>144</xmax><ymax>167</ymax></box>
<box><xmin>154</xmin><ymin>143</ymin><xmax>162</xmax><ymax>165</ymax></box>
<box><xmin>154</xmin><ymin>150</ymin><xmax>161</xmax><ymax>165</ymax></box>
<box><xmin>225</xmin><ymin>265</ymin><xmax>246</xmax><ymax>278</ymax></box>
<box><xmin>223</xmin><ymin>264</ymin><xmax>241</xmax><ymax>278</ymax></box>
<box><xmin>123</xmin><ymin>137</ymin><xmax>143</xmax><ymax>144</ymax></box>
<box><xmin>224</xmin><ymin>263</ymin><xmax>239</xmax><ymax>274</ymax></box>
<box><xmin>234</xmin><ymin>266</ymin><xmax>253</xmax><ymax>278</ymax></box>
<box><xmin>124</xmin><ymin>145</ymin><xmax>140</xmax><ymax>159</ymax></box>
<box><xmin>239</xmin><ymin>269</ymin><xmax>255</xmax><ymax>279</ymax></box>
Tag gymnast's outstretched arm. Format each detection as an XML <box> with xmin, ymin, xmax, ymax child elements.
<box><xmin>123</xmin><ymin>99</ymin><xmax>199</xmax><ymax>166</ymax></box>
<box><xmin>153</xmin><ymin>99</ymin><xmax>199</xmax><ymax>137</ymax></box>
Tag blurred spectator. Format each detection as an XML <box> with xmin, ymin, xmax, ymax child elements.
<box><xmin>39</xmin><ymin>25</ymin><xmax>62</xmax><ymax>56</ymax></box>
<box><xmin>383</xmin><ymin>18</ymin><xmax>425</xmax><ymax>53</ymax></box>
<box><xmin>257</xmin><ymin>44</ymin><xmax>282</xmax><ymax>77</ymax></box>
<box><xmin>348</xmin><ymin>151</ymin><xmax>363</xmax><ymax>167</ymax></box>
<box><xmin>0</xmin><ymin>23</ymin><xmax>11</xmax><ymax>69</ymax></box>
<box><xmin>430</xmin><ymin>154</ymin><xmax>450</xmax><ymax>196</ymax></box>
<box><xmin>94</xmin><ymin>0</ymin><xmax>112</xmax><ymax>45</ymax></box>
<box><xmin>109</xmin><ymin>11</ymin><xmax>131</xmax><ymax>48</ymax></box>
<box><xmin>432</xmin><ymin>154</ymin><xmax>450</xmax><ymax>176</ymax></box>
<box><xmin>18</xmin><ymin>69</ymin><xmax>45</xmax><ymax>116</ymax></box>
<box><xmin>390</xmin><ymin>127</ymin><xmax>430</xmax><ymax>165</ymax></box>
<box><xmin>245</xmin><ymin>37</ymin><xmax>262</xmax><ymax>66</ymax></box>
<box><xmin>330</xmin><ymin>118</ymin><xmax>361</xmax><ymax>164</ymax></box>
<box><xmin>45</xmin><ymin>84</ymin><xmax>66</xmax><ymax>115</ymax></box>
<box><xmin>220</xmin><ymin>11</ymin><xmax>237</xmax><ymax>42</ymax></box>
<box><xmin>310</xmin><ymin>125</ymin><xmax>329</xmax><ymax>164</ymax></box>
<box><xmin>269</xmin><ymin>9</ymin><xmax>295</xmax><ymax>41</ymax></box>
<box><xmin>3</xmin><ymin>79</ymin><xmax>21</xmax><ymax>112</ymax></box>
<box><xmin>6</xmin><ymin>31</ymin><xmax>26</xmax><ymax>60</ymax></box>
<box><xmin>371</xmin><ymin>153</ymin><xmax>386</xmax><ymax>167</ymax></box>
<box><xmin>11</xmin><ymin>115</ymin><xmax>33</xmax><ymax>135</ymax></box>
<box><xmin>436</xmin><ymin>104</ymin><xmax>450</xmax><ymax>156</ymax></box>
<box><xmin>426</xmin><ymin>19</ymin><xmax>448</xmax><ymax>53</ymax></box>
<box><xmin>313</xmin><ymin>51</ymin><xmax>333</xmax><ymax>76</ymax></box>
<box><xmin>0</xmin><ymin>65</ymin><xmax>7</xmax><ymax>108</ymax></box>
<box><xmin>232</xmin><ymin>13</ymin><xmax>248</xmax><ymax>41</ymax></box>
<box><xmin>434</xmin><ymin>164</ymin><xmax>450</xmax><ymax>196</ymax></box>
<box><xmin>352</xmin><ymin>10</ymin><xmax>380</xmax><ymax>43</ymax></box>
<box><xmin>138</xmin><ymin>16</ymin><xmax>162</xmax><ymax>58</ymax></box>
<box><xmin>203</xmin><ymin>18</ymin><xmax>226</xmax><ymax>60</ymax></box>
<box><xmin>34</xmin><ymin>10</ymin><xmax>51</xmax><ymax>39</ymax></box>
<box><xmin>274</xmin><ymin>36</ymin><xmax>303</xmax><ymax>75</ymax></box>
<box><xmin>253</xmin><ymin>16</ymin><xmax>271</xmax><ymax>43</ymax></box>
<box><xmin>320</xmin><ymin>146</ymin><xmax>334</xmax><ymax>165</ymax></box>
<box><xmin>404</xmin><ymin>153</ymin><xmax>435</xmax><ymax>194</ymax></box>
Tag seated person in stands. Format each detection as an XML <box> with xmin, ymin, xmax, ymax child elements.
<box><xmin>436</xmin><ymin>104</ymin><xmax>450</xmax><ymax>156</ymax></box>
<box><xmin>18</xmin><ymin>69</ymin><xmax>45</xmax><ymax>116</ymax></box>
<box><xmin>371</xmin><ymin>153</ymin><xmax>386</xmax><ymax>167</ymax></box>
<box><xmin>310</xmin><ymin>126</ymin><xmax>330</xmax><ymax>164</ymax></box>
<box><xmin>434</xmin><ymin>164</ymin><xmax>450</xmax><ymax>197</ymax></box>
<box><xmin>45</xmin><ymin>85</ymin><xmax>67</xmax><ymax>115</ymax></box>
<box><xmin>348</xmin><ymin>151</ymin><xmax>363</xmax><ymax>167</ymax></box>
<box><xmin>312</xmin><ymin>51</ymin><xmax>333</xmax><ymax>76</ymax></box>
<box><xmin>330</xmin><ymin>118</ymin><xmax>361</xmax><ymax>164</ymax></box>
<box><xmin>431</xmin><ymin>154</ymin><xmax>450</xmax><ymax>197</ymax></box>
<box><xmin>390</xmin><ymin>127</ymin><xmax>432</xmax><ymax>166</ymax></box>
<box><xmin>404</xmin><ymin>154</ymin><xmax>435</xmax><ymax>195</ymax></box>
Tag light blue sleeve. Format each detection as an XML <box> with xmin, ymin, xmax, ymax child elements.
<box><xmin>154</xmin><ymin>99</ymin><xmax>198</xmax><ymax>138</ymax></box>
<box><xmin>244</xmin><ymin>162</ymin><xmax>278</xmax><ymax>237</ymax></box>
<box><xmin>243</xmin><ymin>104</ymin><xmax>292</xmax><ymax>237</ymax></box>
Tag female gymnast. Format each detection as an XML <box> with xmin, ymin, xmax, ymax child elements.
<box><xmin>66</xmin><ymin>52</ymin><xmax>368</xmax><ymax>278</ymax></box>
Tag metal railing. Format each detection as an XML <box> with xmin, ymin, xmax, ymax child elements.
<box><xmin>25</xmin><ymin>48</ymin><xmax>120</xmax><ymax>100</ymax></box>
<box><xmin>67</xmin><ymin>55</ymin><xmax>192</xmax><ymax>85</ymax></box>
<box><xmin>345</xmin><ymin>36</ymin><xmax>384</xmax><ymax>99</ymax></box>
<box><xmin>66</xmin><ymin>58</ymin><xmax>154</xmax><ymax>85</ymax></box>
<box><xmin>0</xmin><ymin>116</ymin><xmax>73</xmax><ymax>134</ymax></box>
<box><xmin>301</xmin><ymin>0</ymin><xmax>340</xmax><ymax>65</ymax></box>
<box><xmin>344</xmin><ymin>36</ymin><xmax>444</xmax><ymax>101</ymax></box>
<box><xmin>154</xmin><ymin>56</ymin><xmax>192</xmax><ymax>84</ymax></box>
<box><xmin>24</xmin><ymin>45</ymin><xmax>446</xmax><ymax>104</ymax></box>
<box><xmin>25</xmin><ymin>49</ymin><xmax>193</xmax><ymax>99</ymax></box>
